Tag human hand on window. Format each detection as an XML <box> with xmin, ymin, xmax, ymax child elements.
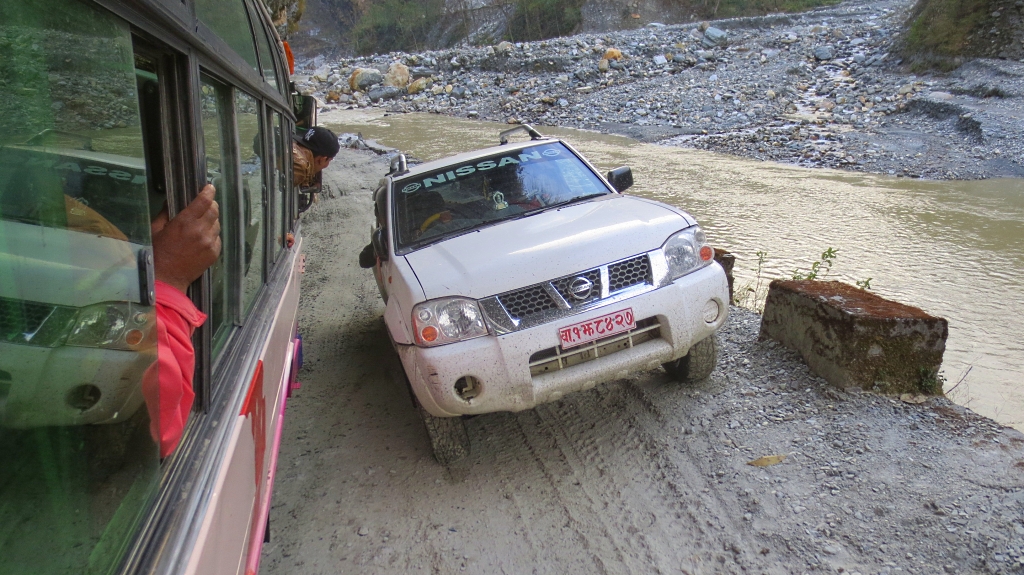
<box><xmin>152</xmin><ymin>184</ymin><xmax>222</xmax><ymax>293</ymax></box>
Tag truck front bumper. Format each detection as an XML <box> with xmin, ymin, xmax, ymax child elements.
<box><xmin>396</xmin><ymin>264</ymin><xmax>729</xmax><ymax>417</ymax></box>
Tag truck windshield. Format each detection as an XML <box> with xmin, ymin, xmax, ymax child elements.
<box><xmin>392</xmin><ymin>142</ymin><xmax>610</xmax><ymax>254</ymax></box>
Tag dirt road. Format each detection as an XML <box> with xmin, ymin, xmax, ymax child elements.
<box><xmin>260</xmin><ymin>149</ymin><xmax>1024</xmax><ymax>575</ymax></box>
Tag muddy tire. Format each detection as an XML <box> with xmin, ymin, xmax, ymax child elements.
<box><xmin>417</xmin><ymin>406</ymin><xmax>470</xmax><ymax>466</ymax></box>
<box><xmin>663</xmin><ymin>334</ymin><xmax>718</xmax><ymax>383</ymax></box>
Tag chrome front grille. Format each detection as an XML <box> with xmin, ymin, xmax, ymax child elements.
<box><xmin>497</xmin><ymin>284</ymin><xmax>558</xmax><ymax>319</ymax></box>
<box><xmin>608</xmin><ymin>254</ymin><xmax>652</xmax><ymax>292</ymax></box>
<box><xmin>480</xmin><ymin>252</ymin><xmax>662</xmax><ymax>335</ymax></box>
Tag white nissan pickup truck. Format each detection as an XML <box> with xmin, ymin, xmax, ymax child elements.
<box><xmin>360</xmin><ymin>126</ymin><xmax>729</xmax><ymax>464</ymax></box>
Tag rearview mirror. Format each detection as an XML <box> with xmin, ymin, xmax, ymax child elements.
<box><xmin>371</xmin><ymin>228</ymin><xmax>389</xmax><ymax>262</ymax></box>
<box><xmin>293</xmin><ymin>93</ymin><xmax>318</xmax><ymax>132</ymax></box>
<box><xmin>607</xmin><ymin>166</ymin><xmax>633</xmax><ymax>192</ymax></box>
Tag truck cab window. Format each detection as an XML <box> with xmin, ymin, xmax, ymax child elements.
<box><xmin>0</xmin><ymin>1</ymin><xmax>163</xmax><ymax>573</ymax></box>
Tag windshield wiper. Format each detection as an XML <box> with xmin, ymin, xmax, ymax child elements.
<box><xmin>530</xmin><ymin>192</ymin><xmax>609</xmax><ymax>213</ymax></box>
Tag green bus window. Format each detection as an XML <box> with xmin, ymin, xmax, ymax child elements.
<box><xmin>249</xmin><ymin>3</ymin><xmax>280</xmax><ymax>92</ymax></box>
<box><xmin>195</xmin><ymin>0</ymin><xmax>259</xmax><ymax>73</ymax></box>
<box><xmin>236</xmin><ymin>91</ymin><xmax>265</xmax><ymax>313</ymax></box>
<box><xmin>0</xmin><ymin>1</ymin><xmax>161</xmax><ymax>574</ymax></box>
<box><xmin>278</xmin><ymin>114</ymin><xmax>293</xmax><ymax>237</ymax></box>
<box><xmin>200</xmin><ymin>75</ymin><xmax>239</xmax><ymax>355</ymax></box>
<box><xmin>270</xmin><ymin>112</ymin><xmax>284</xmax><ymax>262</ymax></box>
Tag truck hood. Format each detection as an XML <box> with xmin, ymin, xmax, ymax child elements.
<box><xmin>403</xmin><ymin>195</ymin><xmax>692</xmax><ymax>300</ymax></box>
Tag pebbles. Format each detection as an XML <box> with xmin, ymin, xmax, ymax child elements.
<box><xmin>709</xmin><ymin>308</ymin><xmax>1024</xmax><ymax>574</ymax></box>
<box><xmin>299</xmin><ymin>0</ymin><xmax>1024</xmax><ymax>181</ymax></box>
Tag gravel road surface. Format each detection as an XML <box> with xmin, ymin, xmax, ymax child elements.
<box><xmin>260</xmin><ymin>149</ymin><xmax>1024</xmax><ymax>575</ymax></box>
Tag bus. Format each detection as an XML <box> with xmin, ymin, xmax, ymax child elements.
<box><xmin>0</xmin><ymin>0</ymin><xmax>315</xmax><ymax>573</ymax></box>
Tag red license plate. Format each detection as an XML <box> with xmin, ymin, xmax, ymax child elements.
<box><xmin>558</xmin><ymin>308</ymin><xmax>636</xmax><ymax>349</ymax></box>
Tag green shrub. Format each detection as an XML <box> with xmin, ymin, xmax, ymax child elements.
<box><xmin>900</xmin><ymin>0</ymin><xmax>991</xmax><ymax>71</ymax></box>
<box><xmin>505</xmin><ymin>0</ymin><xmax>586</xmax><ymax>42</ymax></box>
<box><xmin>710</xmin><ymin>0</ymin><xmax>840</xmax><ymax>18</ymax></box>
<box><xmin>351</xmin><ymin>0</ymin><xmax>443</xmax><ymax>55</ymax></box>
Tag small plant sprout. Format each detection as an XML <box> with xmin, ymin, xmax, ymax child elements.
<box><xmin>792</xmin><ymin>247</ymin><xmax>838</xmax><ymax>281</ymax></box>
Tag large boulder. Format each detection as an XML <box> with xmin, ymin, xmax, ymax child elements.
<box><xmin>813</xmin><ymin>46</ymin><xmax>836</xmax><ymax>61</ymax></box>
<box><xmin>410</xmin><ymin>66</ymin><xmax>436</xmax><ymax>80</ymax></box>
<box><xmin>759</xmin><ymin>280</ymin><xmax>948</xmax><ymax>394</ymax></box>
<box><xmin>407</xmin><ymin>77</ymin><xmax>429</xmax><ymax>95</ymax></box>
<box><xmin>349</xmin><ymin>67</ymin><xmax>383</xmax><ymax>91</ymax></box>
<box><xmin>702</xmin><ymin>27</ymin><xmax>728</xmax><ymax>48</ymax></box>
<box><xmin>602</xmin><ymin>48</ymin><xmax>623</xmax><ymax>60</ymax></box>
<box><xmin>383</xmin><ymin>63</ymin><xmax>410</xmax><ymax>88</ymax></box>
<box><xmin>367</xmin><ymin>85</ymin><xmax>403</xmax><ymax>102</ymax></box>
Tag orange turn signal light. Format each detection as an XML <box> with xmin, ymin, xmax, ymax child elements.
<box><xmin>421</xmin><ymin>326</ymin><xmax>438</xmax><ymax>342</ymax></box>
<box><xmin>125</xmin><ymin>329</ymin><xmax>144</xmax><ymax>347</ymax></box>
<box><xmin>700</xmin><ymin>245</ymin><xmax>713</xmax><ymax>261</ymax></box>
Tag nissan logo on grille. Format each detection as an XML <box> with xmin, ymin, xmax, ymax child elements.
<box><xmin>568</xmin><ymin>277</ymin><xmax>594</xmax><ymax>301</ymax></box>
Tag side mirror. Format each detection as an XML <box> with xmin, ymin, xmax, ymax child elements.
<box><xmin>607</xmin><ymin>166</ymin><xmax>633</xmax><ymax>192</ymax></box>
<box><xmin>293</xmin><ymin>93</ymin><xmax>318</xmax><ymax>132</ymax></box>
<box><xmin>371</xmin><ymin>228</ymin><xmax>389</xmax><ymax>262</ymax></box>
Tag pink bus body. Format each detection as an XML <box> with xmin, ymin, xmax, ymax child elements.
<box><xmin>0</xmin><ymin>1</ymin><xmax>314</xmax><ymax>573</ymax></box>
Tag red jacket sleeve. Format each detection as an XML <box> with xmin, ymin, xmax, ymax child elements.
<box><xmin>142</xmin><ymin>280</ymin><xmax>207</xmax><ymax>458</ymax></box>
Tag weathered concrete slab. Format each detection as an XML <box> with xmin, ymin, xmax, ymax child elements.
<box><xmin>713</xmin><ymin>248</ymin><xmax>735</xmax><ymax>303</ymax></box>
<box><xmin>759</xmin><ymin>280</ymin><xmax>948</xmax><ymax>394</ymax></box>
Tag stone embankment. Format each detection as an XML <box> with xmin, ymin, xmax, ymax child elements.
<box><xmin>295</xmin><ymin>0</ymin><xmax>1024</xmax><ymax>180</ymax></box>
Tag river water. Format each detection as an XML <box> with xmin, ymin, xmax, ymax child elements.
<box><xmin>323</xmin><ymin>110</ymin><xmax>1024</xmax><ymax>430</ymax></box>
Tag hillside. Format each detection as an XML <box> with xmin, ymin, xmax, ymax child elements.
<box><xmin>899</xmin><ymin>0</ymin><xmax>1024</xmax><ymax>69</ymax></box>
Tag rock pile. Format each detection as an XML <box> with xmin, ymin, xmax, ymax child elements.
<box><xmin>296</xmin><ymin>0</ymin><xmax>1024</xmax><ymax>181</ymax></box>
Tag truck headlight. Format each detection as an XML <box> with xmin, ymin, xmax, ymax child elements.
<box><xmin>65</xmin><ymin>302</ymin><xmax>154</xmax><ymax>351</ymax></box>
<box><xmin>662</xmin><ymin>226</ymin><xmax>714</xmax><ymax>280</ymax></box>
<box><xmin>412</xmin><ymin>298</ymin><xmax>489</xmax><ymax>347</ymax></box>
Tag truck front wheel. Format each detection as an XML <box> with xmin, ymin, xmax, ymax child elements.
<box><xmin>417</xmin><ymin>406</ymin><xmax>470</xmax><ymax>466</ymax></box>
<box><xmin>663</xmin><ymin>334</ymin><xmax>718</xmax><ymax>383</ymax></box>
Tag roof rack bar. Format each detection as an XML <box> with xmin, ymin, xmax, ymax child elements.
<box><xmin>499</xmin><ymin>124</ymin><xmax>544</xmax><ymax>145</ymax></box>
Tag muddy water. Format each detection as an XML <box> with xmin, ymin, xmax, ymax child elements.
<box><xmin>323</xmin><ymin>110</ymin><xmax>1024</xmax><ymax>430</ymax></box>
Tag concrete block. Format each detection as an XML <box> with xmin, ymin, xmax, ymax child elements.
<box><xmin>759</xmin><ymin>280</ymin><xmax>948</xmax><ymax>394</ymax></box>
<box><xmin>713</xmin><ymin>248</ymin><xmax>735</xmax><ymax>303</ymax></box>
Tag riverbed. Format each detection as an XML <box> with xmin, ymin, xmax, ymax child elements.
<box><xmin>323</xmin><ymin>108</ymin><xmax>1024</xmax><ymax>430</ymax></box>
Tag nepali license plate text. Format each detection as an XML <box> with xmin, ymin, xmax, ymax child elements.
<box><xmin>558</xmin><ymin>308</ymin><xmax>635</xmax><ymax>349</ymax></box>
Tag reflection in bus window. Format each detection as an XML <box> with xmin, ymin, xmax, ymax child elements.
<box><xmin>201</xmin><ymin>76</ymin><xmax>238</xmax><ymax>355</ymax></box>
<box><xmin>250</xmin><ymin>2</ymin><xmax>280</xmax><ymax>92</ymax></box>
<box><xmin>237</xmin><ymin>91</ymin><xmax>265</xmax><ymax>313</ymax></box>
<box><xmin>195</xmin><ymin>0</ymin><xmax>259</xmax><ymax>73</ymax></box>
<box><xmin>0</xmin><ymin>1</ymin><xmax>161</xmax><ymax>573</ymax></box>
<box><xmin>270</xmin><ymin>112</ymin><xmax>285</xmax><ymax>262</ymax></box>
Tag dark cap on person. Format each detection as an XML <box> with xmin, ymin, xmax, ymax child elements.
<box><xmin>295</xmin><ymin>126</ymin><xmax>340</xmax><ymax>158</ymax></box>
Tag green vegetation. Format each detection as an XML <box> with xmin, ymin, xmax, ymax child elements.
<box><xmin>350</xmin><ymin>0</ymin><xmax>444</xmax><ymax>55</ymax></box>
<box><xmin>917</xmin><ymin>366</ymin><xmax>946</xmax><ymax>394</ymax></box>
<box><xmin>899</xmin><ymin>0</ymin><xmax>992</xmax><ymax>71</ymax></box>
<box><xmin>505</xmin><ymin>0</ymin><xmax>587</xmax><ymax>42</ymax></box>
<box><xmin>734</xmin><ymin>250</ymin><xmax>769</xmax><ymax>311</ymax></box>
<box><xmin>734</xmin><ymin>247</ymin><xmax>874</xmax><ymax>312</ymax></box>
<box><xmin>698</xmin><ymin>0</ymin><xmax>841</xmax><ymax>19</ymax></box>
<box><xmin>791</xmin><ymin>246</ymin><xmax>838</xmax><ymax>281</ymax></box>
